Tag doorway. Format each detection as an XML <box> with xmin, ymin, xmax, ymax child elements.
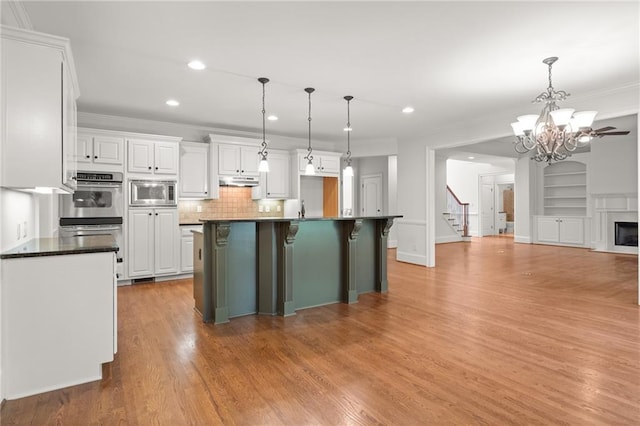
<box><xmin>360</xmin><ymin>174</ymin><xmax>383</xmax><ymax>216</ymax></box>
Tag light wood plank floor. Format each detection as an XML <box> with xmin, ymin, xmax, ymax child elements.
<box><xmin>2</xmin><ymin>238</ymin><xmax>639</xmax><ymax>425</ymax></box>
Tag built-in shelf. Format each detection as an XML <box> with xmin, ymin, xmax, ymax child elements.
<box><xmin>543</xmin><ymin>161</ymin><xmax>587</xmax><ymax>216</ymax></box>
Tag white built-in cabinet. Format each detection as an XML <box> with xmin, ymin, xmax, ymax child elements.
<box><xmin>128</xmin><ymin>208</ymin><xmax>179</xmax><ymax>278</ymax></box>
<box><xmin>1</xmin><ymin>25</ymin><xmax>79</xmax><ymax>192</ymax></box>
<box><xmin>76</xmin><ymin>132</ymin><xmax>124</xmax><ymax>169</ymax></box>
<box><xmin>534</xmin><ymin>216</ymin><xmax>586</xmax><ymax>246</ymax></box>
<box><xmin>543</xmin><ymin>161</ymin><xmax>587</xmax><ymax>216</ymax></box>
<box><xmin>128</xmin><ymin>139</ymin><xmax>179</xmax><ymax>176</ymax></box>
<box><xmin>298</xmin><ymin>152</ymin><xmax>341</xmax><ymax>176</ymax></box>
<box><xmin>218</xmin><ymin>144</ymin><xmax>260</xmax><ymax>177</ymax></box>
<box><xmin>179</xmin><ymin>142</ymin><xmax>210</xmax><ymax>198</ymax></box>
<box><xmin>180</xmin><ymin>225</ymin><xmax>202</xmax><ymax>273</ymax></box>
<box><xmin>252</xmin><ymin>150</ymin><xmax>290</xmax><ymax>199</ymax></box>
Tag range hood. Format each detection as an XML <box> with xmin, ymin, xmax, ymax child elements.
<box><xmin>219</xmin><ymin>176</ymin><xmax>260</xmax><ymax>187</ymax></box>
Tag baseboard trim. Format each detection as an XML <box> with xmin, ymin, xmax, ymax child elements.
<box><xmin>514</xmin><ymin>235</ymin><xmax>532</xmax><ymax>244</ymax></box>
<box><xmin>396</xmin><ymin>251</ymin><xmax>427</xmax><ymax>266</ymax></box>
<box><xmin>387</xmin><ymin>239</ymin><xmax>398</xmax><ymax>248</ymax></box>
<box><xmin>436</xmin><ymin>235</ymin><xmax>462</xmax><ymax>244</ymax></box>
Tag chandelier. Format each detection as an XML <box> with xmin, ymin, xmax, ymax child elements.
<box><xmin>511</xmin><ymin>56</ymin><xmax>601</xmax><ymax>163</ymax></box>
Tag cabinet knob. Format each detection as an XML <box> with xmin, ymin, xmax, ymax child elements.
<box><xmin>236</xmin><ymin>170</ymin><xmax>239</xmax><ymax>173</ymax></box>
<box><xmin>204</xmin><ymin>191</ymin><xmax>207</xmax><ymax>194</ymax></box>
<box><xmin>148</xmin><ymin>213</ymin><xmax>152</xmax><ymax>216</ymax></box>
<box><xmin>155</xmin><ymin>166</ymin><xmax>159</xmax><ymax>170</ymax></box>
<box><xmin>241</xmin><ymin>170</ymin><xmax>244</xmax><ymax>173</ymax></box>
<box><xmin>85</xmin><ymin>155</ymin><xmax>90</xmax><ymax>159</ymax></box>
<box><xmin>267</xmin><ymin>192</ymin><xmax>270</xmax><ymax>195</ymax></box>
<box><xmin>148</xmin><ymin>166</ymin><xmax>152</xmax><ymax>170</ymax></box>
<box><xmin>94</xmin><ymin>155</ymin><xmax>98</xmax><ymax>159</ymax></box>
<box><xmin>155</xmin><ymin>213</ymin><xmax>158</xmax><ymax>216</ymax></box>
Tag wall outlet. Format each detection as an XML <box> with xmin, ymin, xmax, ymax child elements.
<box><xmin>23</xmin><ymin>221</ymin><xmax>27</xmax><ymax>238</ymax></box>
<box><xmin>265</xmin><ymin>205</ymin><xmax>271</xmax><ymax>212</ymax></box>
<box><xmin>258</xmin><ymin>205</ymin><xmax>264</xmax><ymax>213</ymax></box>
<box><xmin>196</xmin><ymin>205</ymin><xmax>202</xmax><ymax>213</ymax></box>
<box><xmin>17</xmin><ymin>223</ymin><xmax>21</xmax><ymax>240</ymax></box>
<box><xmin>276</xmin><ymin>205</ymin><xmax>281</xmax><ymax>212</ymax></box>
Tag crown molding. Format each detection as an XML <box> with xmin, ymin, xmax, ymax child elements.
<box><xmin>1</xmin><ymin>1</ymin><xmax>33</xmax><ymax>30</ymax></box>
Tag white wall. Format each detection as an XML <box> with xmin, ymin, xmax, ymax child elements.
<box><xmin>0</xmin><ymin>189</ymin><xmax>37</xmax><ymax>252</ymax></box>
<box><xmin>514</xmin><ymin>157</ymin><xmax>540</xmax><ymax>243</ymax></box>
<box><xmin>299</xmin><ymin>176</ymin><xmax>324</xmax><ymax>218</ymax></box>
<box><xmin>589</xmin><ymin>133</ymin><xmax>638</xmax><ymax>196</ymax></box>
<box><xmin>397</xmin><ymin>139</ymin><xmax>429</xmax><ymax>266</ymax></box>
<box><xmin>435</xmin><ymin>156</ymin><xmax>460</xmax><ymax>243</ymax></box>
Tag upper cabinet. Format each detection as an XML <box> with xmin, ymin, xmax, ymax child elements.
<box><xmin>252</xmin><ymin>150</ymin><xmax>290</xmax><ymax>199</ymax></box>
<box><xmin>218</xmin><ymin>144</ymin><xmax>260</xmax><ymax>177</ymax></box>
<box><xmin>297</xmin><ymin>151</ymin><xmax>342</xmax><ymax>176</ymax></box>
<box><xmin>127</xmin><ymin>138</ymin><xmax>180</xmax><ymax>176</ymax></box>
<box><xmin>76</xmin><ymin>131</ymin><xmax>124</xmax><ymax>171</ymax></box>
<box><xmin>1</xmin><ymin>26</ymin><xmax>80</xmax><ymax>192</ymax></box>
<box><xmin>179</xmin><ymin>142</ymin><xmax>210</xmax><ymax>199</ymax></box>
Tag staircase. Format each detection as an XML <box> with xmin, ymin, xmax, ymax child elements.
<box><xmin>445</xmin><ymin>185</ymin><xmax>471</xmax><ymax>242</ymax></box>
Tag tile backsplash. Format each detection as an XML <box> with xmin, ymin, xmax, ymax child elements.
<box><xmin>178</xmin><ymin>187</ymin><xmax>284</xmax><ymax>223</ymax></box>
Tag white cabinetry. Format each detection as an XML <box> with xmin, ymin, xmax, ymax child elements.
<box><xmin>2</xmin><ymin>251</ymin><xmax>116</xmax><ymax>399</ymax></box>
<box><xmin>1</xmin><ymin>26</ymin><xmax>79</xmax><ymax>192</ymax></box>
<box><xmin>180</xmin><ymin>225</ymin><xmax>202</xmax><ymax>273</ymax></box>
<box><xmin>179</xmin><ymin>142</ymin><xmax>210</xmax><ymax>198</ymax></box>
<box><xmin>218</xmin><ymin>144</ymin><xmax>260</xmax><ymax>177</ymax></box>
<box><xmin>76</xmin><ymin>132</ymin><xmax>124</xmax><ymax>169</ymax></box>
<box><xmin>128</xmin><ymin>208</ymin><xmax>179</xmax><ymax>277</ymax></box>
<box><xmin>128</xmin><ymin>139</ymin><xmax>179</xmax><ymax>176</ymax></box>
<box><xmin>252</xmin><ymin>150</ymin><xmax>290</xmax><ymax>199</ymax></box>
<box><xmin>534</xmin><ymin>216</ymin><xmax>586</xmax><ymax>246</ymax></box>
<box><xmin>298</xmin><ymin>152</ymin><xmax>341</xmax><ymax>176</ymax></box>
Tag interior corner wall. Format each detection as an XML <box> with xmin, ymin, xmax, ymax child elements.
<box><xmin>397</xmin><ymin>139</ymin><xmax>427</xmax><ymax>265</ymax></box>
<box><xmin>387</xmin><ymin>156</ymin><xmax>398</xmax><ymax>248</ymax></box>
<box><xmin>514</xmin><ymin>157</ymin><xmax>537</xmax><ymax>243</ymax></box>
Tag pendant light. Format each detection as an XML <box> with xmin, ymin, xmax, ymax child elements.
<box><xmin>343</xmin><ymin>95</ymin><xmax>354</xmax><ymax>177</ymax></box>
<box><xmin>304</xmin><ymin>87</ymin><xmax>316</xmax><ymax>175</ymax></box>
<box><xmin>257</xmin><ymin>77</ymin><xmax>270</xmax><ymax>172</ymax></box>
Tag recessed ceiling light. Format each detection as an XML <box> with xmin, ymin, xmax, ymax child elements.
<box><xmin>187</xmin><ymin>60</ymin><xmax>206</xmax><ymax>70</ymax></box>
<box><xmin>166</xmin><ymin>99</ymin><xmax>180</xmax><ymax>107</ymax></box>
<box><xmin>468</xmin><ymin>156</ymin><xmax>475</xmax><ymax>160</ymax></box>
<box><xmin>402</xmin><ymin>106</ymin><xmax>415</xmax><ymax>113</ymax></box>
<box><xmin>343</xmin><ymin>127</ymin><xmax>352</xmax><ymax>132</ymax></box>
<box><xmin>267</xmin><ymin>115</ymin><xmax>278</xmax><ymax>121</ymax></box>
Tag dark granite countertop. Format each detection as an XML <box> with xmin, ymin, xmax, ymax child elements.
<box><xmin>179</xmin><ymin>223</ymin><xmax>203</xmax><ymax>226</ymax></box>
<box><xmin>198</xmin><ymin>215</ymin><xmax>402</xmax><ymax>223</ymax></box>
<box><xmin>1</xmin><ymin>235</ymin><xmax>119</xmax><ymax>259</ymax></box>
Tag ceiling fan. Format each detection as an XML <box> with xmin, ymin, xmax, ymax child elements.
<box><xmin>587</xmin><ymin>126</ymin><xmax>631</xmax><ymax>138</ymax></box>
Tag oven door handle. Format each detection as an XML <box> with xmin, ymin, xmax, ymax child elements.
<box><xmin>65</xmin><ymin>226</ymin><xmax>122</xmax><ymax>232</ymax></box>
<box><xmin>75</xmin><ymin>183</ymin><xmax>122</xmax><ymax>188</ymax></box>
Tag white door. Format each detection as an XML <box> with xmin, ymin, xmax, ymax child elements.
<box><xmin>154</xmin><ymin>142</ymin><xmax>178</xmax><ymax>175</ymax></box>
<box><xmin>481</xmin><ymin>183</ymin><xmax>495</xmax><ymax>236</ymax></box>
<box><xmin>265</xmin><ymin>152</ymin><xmax>290</xmax><ymax>198</ymax></box>
<box><xmin>93</xmin><ymin>136</ymin><xmax>124</xmax><ymax>165</ymax></box>
<box><xmin>537</xmin><ymin>216</ymin><xmax>560</xmax><ymax>242</ymax></box>
<box><xmin>361</xmin><ymin>174</ymin><xmax>383</xmax><ymax>216</ymax></box>
<box><xmin>76</xmin><ymin>134</ymin><xmax>93</xmax><ymax>164</ymax></box>
<box><xmin>559</xmin><ymin>217</ymin><xmax>584</xmax><ymax>245</ymax></box>
<box><xmin>181</xmin><ymin>236</ymin><xmax>194</xmax><ymax>273</ymax></box>
<box><xmin>128</xmin><ymin>209</ymin><xmax>154</xmax><ymax>277</ymax></box>
<box><xmin>218</xmin><ymin>144</ymin><xmax>241</xmax><ymax>175</ymax></box>
<box><xmin>154</xmin><ymin>209</ymin><xmax>179</xmax><ymax>275</ymax></box>
<box><xmin>240</xmin><ymin>145</ymin><xmax>260</xmax><ymax>176</ymax></box>
<box><xmin>180</xmin><ymin>143</ymin><xmax>209</xmax><ymax>198</ymax></box>
<box><xmin>128</xmin><ymin>139</ymin><xmax>153</xmax><ymax>174</ymax></box>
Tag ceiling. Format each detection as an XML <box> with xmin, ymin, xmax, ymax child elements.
<box><xmin>14</xmin><ymin>1</ymin><xmax>640</xmax><ymax>151</ymax></box>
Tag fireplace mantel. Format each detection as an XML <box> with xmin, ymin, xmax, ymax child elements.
<box><xmin>591</xmin><ymin>193</ymin><xmax>638</xmax><ymax>254</ymax></box>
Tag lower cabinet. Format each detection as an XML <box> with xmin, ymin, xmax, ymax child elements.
<box><xmin>1</xmin><ymin>251</ymin><xmax>116</xmax><ymax>399</ymax></box>
<box><xmin>535</xmin><ymin>216</ymin><xmax>586</xmax><ymax>246</ymax></box>
<box><xmin>180</xmin><ymin>225</ymin><xmax>202</xmax><ymax>273</ymax></box>
<box><xmin>128</xmin><ymin>208</ymin><xmax>179</xmax><ymax>277</ymax></box>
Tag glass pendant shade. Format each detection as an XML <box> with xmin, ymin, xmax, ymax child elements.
<box><xmin>572</xmin><ymin>111</ymin><xmax>597</xmax><ymax>129</ymax></box>
<box><xmin>510</xmin><ymin>122</ymin><xmax>524</xmax><ymax>136</ymax></box>
<box><xmin>305</xmin><ymin>160</ymin><xmax>315</xmax><ymax>175</ymax></box>
<box><xmin>258</xmin><ymin>158</ymin><xmax>269</xmax><ymax>172</ymax></box>
<box><xmin>343</xmin><ymin>165</ymin><xmax>354</xmax><ymax>177</ymax></box>
<box><xmin>549</xmin><ymin>108</ymin><xmax>575</xmax><ymax>127</ymax></box>
<box><xmin>517</xmin><ymin>114</ymin><xmax>539</xmax><ymax>132</ymax></box>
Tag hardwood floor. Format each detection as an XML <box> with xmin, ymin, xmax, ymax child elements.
<box><xmin>2</xmin><ymin>238</ymin><xmax>639</xmax><ymax>425</ymax></box>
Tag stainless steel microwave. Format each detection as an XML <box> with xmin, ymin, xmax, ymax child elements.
<box><xmin>130</xmin><ymin>180</ymin><xmax>177</xmax><ymax>207</ymax></box>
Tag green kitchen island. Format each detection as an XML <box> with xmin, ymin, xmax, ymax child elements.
<box><xmin>193</xmin><ymin>216</ymin><xmax>400</xmax><ymax>324</ymax></box>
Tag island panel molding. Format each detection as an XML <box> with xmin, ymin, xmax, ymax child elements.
<box><xmin>194</xmin><ymin>216</ymin><xmax>401</xmax><ymax>323</ymax></box>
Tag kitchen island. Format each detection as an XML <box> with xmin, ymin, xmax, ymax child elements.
<box><xmin>193</xmin><ymin>216</ymin><xmax>400</xmax><ymax>324</ymax></box>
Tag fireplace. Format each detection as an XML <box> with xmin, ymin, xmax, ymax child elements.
<box><xmin>614</xmin><ymin>222</ymin><xmax>638</xmax><ymax>247</ymax></box>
